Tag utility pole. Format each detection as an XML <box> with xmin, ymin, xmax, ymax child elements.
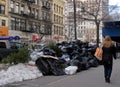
<box><xmin>73</xmin><ymin>0</ymin><xmax>77</xmax><ymax>39</ymax></box>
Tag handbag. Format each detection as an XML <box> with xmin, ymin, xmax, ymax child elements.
<box><xmin>94</xmin><ymin>47</ymin><xmax>103</xmax><ymax>60</ymax></box>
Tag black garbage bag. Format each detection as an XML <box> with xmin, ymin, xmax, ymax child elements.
<box><xmin>69</xmin><ymin>59</ymin><xmax>82</xmax><ymax>72</ymax></box>
<box><xmin>46</xmin><ymin>59</ymin><xmax>66</xmax><ymax>76</ymax></box>
<box><xmin>88</xmin><ymin>58</ymin><xmax>99</xmax><ymax>67</ymax></box>
<box><xmin>70</xmin><ymin>50</ymin><xmax>82</xmax><ymax>62</ymax></box>
<box><xmin>80</xmin><ymin>57</ymin><xmax>90</xmax><ymax>70</ymax></box>
<box><xmin>42</xmin><ymin>48</ymin><xmax>56</xmax><ymax>56</ymax></box>
<box><xmin>36</xmin><ymin>58</ymin><xmax>51</xmax><ymax>75</ymax></box>
<box><xmin>60</xmin><ymin>53</ymin><xmax>70</xmax><ymax>64</ymax></box>
<box><xmin>35</xmin><ymin>57</ymin><xmax>65</xmax><ymax>76</ymax></box>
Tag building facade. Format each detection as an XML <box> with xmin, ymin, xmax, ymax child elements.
<box><xmin>0</xmin><ymin>0</ymin><xmax>9</xmax><ymax>36</ymax></box>
<box><xmin>64</xmin><ymin>0</ymin><xmax>109</xmax><ymax>42</ymax></box>
<box><xmin>52</xmin><ymin>0</ymin><xmax>65</xmax><ymax>42</ymax></box>
<box><xmin>8</xmin><ymin>0</ymin><xmax>53</xmax><ymax>43</ymax></box>
<box><xmin>40</xmin><ymin>0</ymin><xmax>53</xmax><ymax>41</ymax></box>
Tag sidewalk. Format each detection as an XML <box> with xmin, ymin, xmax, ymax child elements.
<box><xmin>116</xmin><ymin>52</ymin><xmax>120</xmax><ymax>59</ymax></box>
<box><xmin>5</xmin><ymin>59</ymin><xmax>120</xmax><ymax>87</ymax></box>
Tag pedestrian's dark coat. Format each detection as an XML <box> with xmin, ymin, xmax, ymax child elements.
<box><xmin>101</xmin><ymin>36</ymin><xmax>116</xmax><ymax>83</ymax></box>
<box><xmin>102</xmin><ymin>45</ymin><xmax>116</xmax><ymax>64</ymax></box>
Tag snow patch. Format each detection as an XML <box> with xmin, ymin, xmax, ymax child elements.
<box><xmin>0</xmin><ymin>63</ymin><xmax>43</xmax><ymax>86</ymax></box>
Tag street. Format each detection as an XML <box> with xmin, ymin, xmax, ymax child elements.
<box><xmin>0</xmin><ymin>0</ymin><xmax>120</xmax><ymax>87</ymax></box>
<box><xmin>5</xmin><ymin>59</ymin><xmax>120</xmax><ymax>87</ymax></box>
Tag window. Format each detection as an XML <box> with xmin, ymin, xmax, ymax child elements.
<box><xmin>32</xmin><ymin>8</ymin><xmax>35</xmax><ymax>17</ymax></box>
<box><xmin>16</xmin><ymin>18</ymin><xmax>20</xmax><ymax>30</ymax></box>
<box><xmin>28</xmin><ymin>22</ymin><xmax>32</xmax><ymax>31</ymax></box>
<box><xmin>35</xmin><ymin>24</ymin><xmax>40</xmax><ymax>33</ymax></box>
<box><xmin>10</xmin><ymin>0</ymin><xmax>14</xmax><ymax>12</ymax></box>
<box><xmin>21</xmin><ymin>5</ymin><xmax>24</xmax><ymax>14</ymax></box>
<box><xmin>35</xmin><ymin>9</ymin><xmax>39</xmax><ymax>19</ymax></box>
<box><xmin>54</xmin><ymin>14</ymin><xmax>55</xmax><ymax>22</ymax></box>
<box><xmin>41</xmin><ymin>25</ymin><xmax>45</xmax><ymax>33</ymax></box>
<box><xmin>42</xmin><ymin>12</ymin><xmax>47</xmax><ymax>20</ymax></box>
<box><xmin>38</xmin><ymin>26</ymin><xmax>41</xmax><ymax>33</ymax></box>
<box><xmin>35</xmin><ymin>0</ymin><xmax>38</xmax><ymax>5</ymax></box>
<box><xmin>47</xmin><ymin>13</ymin><xmax>50</xmax><ymax>21</ymax></box>
<box><xmin>45</xmin><ymin>12</ymin><xmax>47</xmax><ymax>19</ymax></box>
<box><xmin>27</xmin><ymin>8</ymin><xmax>30</xmax><ymax>15</ymax></box>
<box><xmin>15</xmin><ymin>2</ymin><xmax>19</xmax><ymax>13</ymax></box>
<box><xmin>54</xmin><ymin>4</ymin><xmax>55</xmax><ymax>11</ymax></box>
<box><xmin>2</xmin><ymin>20</ymin><xmax>6</xmax><ymax>26</ymax></box>
<box><xmin>33</xmin><ymin>22</ymin><xmax>36</xmax><ymax>32</ymax></box>
<box><xmin>0</xmin><ymin>5</ymin><xmax>5</xmax><ymax>14</ymax></box>
<box><xmin>46</xmin><ymin>25</ymin><xmax>52</xmax><ymax>35</ymax></box>
<box><xmin>56</xmin><ymin>5</ymin><xmax>58</xmax><ymax>12</ymax></box>
<box><xmin>46</xmin><ymin>2</ymin><xmax>50</xmax><ymax>9</ymax></box>
<box><xmin>55</xmin><ymin>26</ymin><xmax>57</xmax><ymax>34</ymax></box>
<box><xmin>20</xmin><ymin>19</ymin><xmax>26</xmax><ymax>31</ymax></box>
<box><xmin>61</xmin><ymin>8</ymin><xmax>63</xmax><ymax>14</ymax></box>
<box><xmin>11</xmin><ymin>17</ymin><xmax>16</xmax><ymax>30</ymax></box>
<box><xmin>11</xmin><ymin>17</ymin><xmax>26</xmax><ymax>31</ymax></box>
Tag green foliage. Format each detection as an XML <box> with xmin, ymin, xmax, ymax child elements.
<box><xmin>47</xmin><ymin>42</ymin><xmax>62</xmax><ymax>57</ymax></box>
<box><xmin>1</xmin><ymin>47</ymin><xmax>30</xmax><ymax>64</ymax></box>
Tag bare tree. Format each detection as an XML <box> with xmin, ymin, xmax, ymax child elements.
<box><xmin>109</xmin><ymin>7</ymin><xmax>120</xmax><ymax>21</ymax></box>
<box><xmin>76</xmin><ymin>0</ymin><xmax>117</xmax><ymax>46</ymax></box>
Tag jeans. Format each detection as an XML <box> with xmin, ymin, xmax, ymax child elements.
<box><xmin>103</xmin><ymin>63</ymin><xmax>112</xmax><ymax>79</ymax></box>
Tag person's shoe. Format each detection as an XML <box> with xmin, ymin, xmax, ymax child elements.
<box><xmin>107</xmin><ymin>79</ymin><xmax>110</xmax><ymax>83</ymax></box>
<box><xmin>105</xmin><ymin>78</ymin><xmax>107</xmax><ymax>82</ymax></box>
<box><xmin>106</xmin><ymin>78</ymin><xmax>110</xmax><ymax>83</ymax></box>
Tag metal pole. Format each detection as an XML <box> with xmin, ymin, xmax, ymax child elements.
<box><xmin>96</xmin><ymin>23</ymin><xmax>99</xmax><ymax>47</ymax></box>
<box><xmin>73</xmin><ymin>0</ymin><xmax>77</xmax><ymax>39</ymax></box>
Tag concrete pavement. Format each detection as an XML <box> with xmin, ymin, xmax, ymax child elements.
<box><xmin>5</xmin><ymin>59</ymin><xmax>120</xmax><ymax>87</ymax></box>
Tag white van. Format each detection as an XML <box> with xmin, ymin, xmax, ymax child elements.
<box><xmin>0</xmin><ymin>40</ymin><xmax>11</xmax><ymax>49</ymax></box>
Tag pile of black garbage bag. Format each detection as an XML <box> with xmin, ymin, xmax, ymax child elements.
<box><xmin>31</xmin><ymin>40</ymin><xmax>101</xmax><ymax>76</ymax></box>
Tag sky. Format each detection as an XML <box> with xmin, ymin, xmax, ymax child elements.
<box><xmin>109</xmin><ymin>0</ymin><xmax>120</xmax><ymax>6</ymax></box>
<box><xmin>109</xmin><ymin>0</ymin><xmax>120</xmax><ymax>13</ymax></box>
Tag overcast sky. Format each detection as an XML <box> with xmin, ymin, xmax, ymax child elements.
<box><xmin>109</xmin><ymin>0</ymin><xmax>120</xmax><ymax>6</ymax></box>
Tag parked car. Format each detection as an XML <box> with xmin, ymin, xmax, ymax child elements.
<box><xmin>0</xmin><ymin>40</ymin><xmax>19</xmax><ymax>61</ymax></box>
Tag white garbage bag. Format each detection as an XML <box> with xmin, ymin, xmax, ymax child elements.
<box><xmin>65</xmin><ymin>66</ymin><xmax>78</xmax><ymax>75</ymax></box>
<box><xmin>30</xmin><ymin>51</ymin><xmax>44</xmax><ymax>62</ymax></box>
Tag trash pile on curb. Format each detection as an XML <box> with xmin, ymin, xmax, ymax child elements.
<box><xmin>0</xmin><ymin>63</ymin><xmax>43</xmax><ymax>86</ymax></box>
<box><xmin>31</xmin><ymin>40</ymin><xmax>101</xmax><ymax>76</ymax></box>
<box><xmin>0</xmin><ymin>40</ymin><xmax>101</xmax><ymax>86</ymax></box>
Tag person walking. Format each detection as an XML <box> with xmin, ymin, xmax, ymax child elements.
<box><xmin>102</xmin><ymin>36</ymin><xmax>116</xmax><ymax>83</ymax></box>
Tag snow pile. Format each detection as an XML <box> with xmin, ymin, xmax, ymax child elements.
<box><xmin>0</xmin><ymin>63</ymin><xmax>43</xmax><ymax>86</ymax></box>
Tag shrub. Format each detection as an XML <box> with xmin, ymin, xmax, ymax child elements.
<box><xmin>47</xmin><ymin>42</ymin><xmax>62</xmax><ymax>57</ymax></box>
<box><xmin>1</xmin><ymin>47</ymin><xmax>30</xmax><ymax>64</ymax></box>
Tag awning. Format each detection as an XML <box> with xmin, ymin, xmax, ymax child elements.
<box><xmin>102</xmin><ymin>28</ymin><xmax>120</xmax><ymax>42</ymax></box>
<box><xmin>102</xmin><ymin>28</ymin><xmax>120</xmax><ymax>37</ymax></box>
<box><xmin>0</xmin><ymin>36</ymin><xmax>20</xmax><ymax>40</ymax></box>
